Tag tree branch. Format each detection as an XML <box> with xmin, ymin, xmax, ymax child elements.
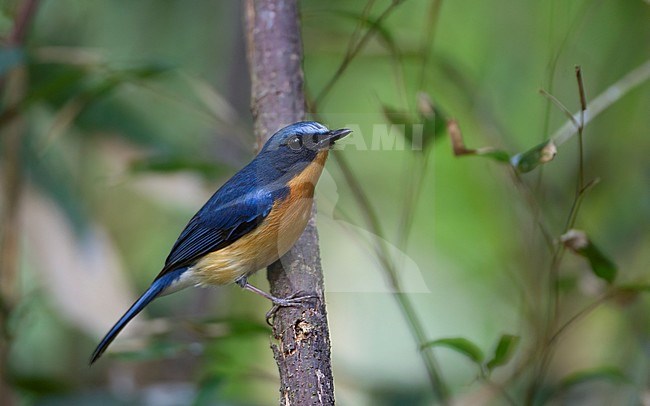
<box><xmin>244</xmin><ymin>1</ymin><xmax>335</xmax><ymax>405</ymax></box>
<box><xmin>1</xmin><ymin>2</ymin><xmax>40</xmax><ymax>405</ymax></box>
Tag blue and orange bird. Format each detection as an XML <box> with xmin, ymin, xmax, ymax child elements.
<box><xmin>90</xmin><ymin>121</ymin><xmax>351</xmax><ymax>364</ymax></box>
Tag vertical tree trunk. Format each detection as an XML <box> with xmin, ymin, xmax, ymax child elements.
<box><xmin>244</xmin><ymin>1</ymin><xmax>335</xmax><ymax>405</ymax></box>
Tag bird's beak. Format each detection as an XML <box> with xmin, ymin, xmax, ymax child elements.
<box><xmin>317</xmin><ymin>128</ymin><xmax>352</xmax><ymax>149</ymax></box>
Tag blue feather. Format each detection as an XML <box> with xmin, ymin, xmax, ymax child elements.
<box><xmin>157</xmin><ymin>180</ymin><xmax>289</xmax><ymax>277</ymax></box>
<box><xmin>89</xmin><ymin>268</ymin><xmax>187</xmax><ymax>364</ymax></box>
<box><xmin>90</xmin><ymin>121</ymin><xmax>342</xmax><ymax>363</ymax></box>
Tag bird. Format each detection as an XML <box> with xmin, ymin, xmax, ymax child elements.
<box><xmin>90</xmin><ymin>121</ymin><xmax>351</xmax><ymax>364</ymax></box>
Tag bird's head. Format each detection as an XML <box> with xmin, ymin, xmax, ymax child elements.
<box><xmin>257</xmin><ymin>121</ymin><xmax>351</xmax><ymax>175</ymax></box>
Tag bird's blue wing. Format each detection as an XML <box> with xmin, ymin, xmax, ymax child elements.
<box><xmin>156</xmin><ymin>185</ymin><xmax>287</xmax><ymax>278</ymax></box>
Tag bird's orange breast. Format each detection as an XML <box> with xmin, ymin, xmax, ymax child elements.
<box><xmin>192</xmin><ymin>150</ymin><xmax>329</xmax><ymax>286</ymax></box>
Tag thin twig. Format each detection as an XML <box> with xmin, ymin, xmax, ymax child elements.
<box><xmin>395</xmin><ymin>155</ymin><xmax>429</xmax><ymax>256</ymax></box>
<box><xmin>0</xmin><ymin>0</ymin><xmax>39</xmax><ymax>92</ymax></box>
<box><xmin>527</xmin><ymin>66</ymin><xmax>596</xmax><ymax>404</ymax></box>
<box><xmin>1</xmin><ymin>2</ymin><xmax>41</xmax><ymax>405</ymax></box>
<box><xmin>574</xmin><ymin>65</ymin><xmax>586</xmax><ymax>190</ymax></box>
<box><xmin>396</xmin><ymin>0</ymin><xmax>444</xmax><ymax>254</ymax></box>
<box><xmin>344</xmin><ymin>0</ymin><xmax>377</xmax><ymax>61</ymax></box>
<box><xmin>510</xmin><ymin>170</ymin><xmax>555</xmax><ymax>253</ymax></box>
<box><xmin>7</xmin><ymin>0</ymin><xmax>40</xmax><ymax>44</ymax></box>
<box><xmin>417</xmin><ymin>0</ymin><xmax>443</xmax><ymax>90</ymax></box>
<box><xmin>552</xmin><ymin>59</ymin><xmax>650</xmax><ymax>146</ymax></box>
<box><xmin>312</xmin><ymin>1</ymin><xmax>406</xmax><ymax>110</ymax></box>
<box><xmin>547</xmin><ymin>291</ymin><xmax>614</xmax><ymax>348</ymax></box>
<box><xmin>575</xmin><ymin>66</ymin><xmax>587</xmax><ymax>113</ymax></box>
<box><xmin>331</xmin><ymin>137</ymin><xmax>450</xmax><ymax>403</ymax></box>
<box><xmin>539</xmin><ymin>89</ymin><xmax>580</xmax><ymax>130</ymax></box>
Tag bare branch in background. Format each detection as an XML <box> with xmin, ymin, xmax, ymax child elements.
<box><xmin>1</xmin><ymin>1</ymin><xmax>41</xmax><ymax>405</ymax></box>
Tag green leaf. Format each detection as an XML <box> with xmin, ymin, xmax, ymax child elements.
<box><xmin>86</xmin><ymin>63</ymin><xmax>172</xmax><ymax>100</ymax></box>
<box><xmin>131</xmin><ymin>155</ymin><xmax>227</xmax><ymax>179</ymax></box>
<box><xmin>619</xmin><ymin>283</ymin><xmax>650</xmax><ymax>291</ymax></box>
<box><xmin>561</xmin><ymin>230</ymin><xmax>618</xmax><ymax>284</ymax></box>
<box><xmin>75</xmin><ymin>97</ymin><xmax>170</xmax><ymax>147</ymax></box>
<box><xmin>536</xmin><ymin>367</ymin><xmax>628</xmax><ymax>404</ymax></box>
<box><xmin>486</xmin><ymin>334</ymin><xmax>519</xmax><ymax>371</ymax></box>
<box><xmin>614</xmin><ymin>284</ymin><xmax>650</xmax><ymax>307</ymax></box>
<box><xmin>25</xmin><ymin>136</ymin><xmax>90</xmax><ymax>234</ymax></box>
<box><xmin>0</xmin><ymin>47</ymin><xmax>24</xmax><ymax>76</ymax></box>
<box><xmin>111</xmin><ymin>340</ymin><xmax>188</xmax><ymax>361</ymax></box>
<box><xmin>194</xmin><ymin>375</ymin><xmax>225</xmax><ymax>406</ymax></box>
<box><xmin>119</xmin><ymin>62</ymin><xmax>173</xmax><ymax>80</ymax></box>
<box><xmin>417</xmin><ymin>93</ymin><xmax>448</xmax><ymax>150</ymax></box>
<box><xmin>381</xmin><ymin>100</ymin><xmax>448</xmax><ymax>151</ymax></box>
<box><xmin>11</xmin><ymin>375</ymin><xmax>71</xmax><ymax>396</ymax></box>
<box><xmin>557</xmin><ymin>275</ymin><xmax>579</xmax><ymax>293</ymax></box>
<box><xmin>331</xmin><ymin>10</ymin><xmax>399</xmax><ymax>57</ymax></box>
<box><xmin>510</xmin><ymin>140</ymin><xmax>557</xmax><ymax>173</ymax></box>
<box><xmin>560</xmin><ymin>367</ymin><xmax>627</xmax><ymax>389</ymax></box>
<box><xmin>421</xmin><ymin>337</ymin><xmax>484</xmax><ymax>364</ymax></box>
<box><xmin>381</xmin><ymin>104</ymin><xmax>415</xmax><ymax>127</ymax></box>
<box><xmin>581</xmin><ymin>240</ymin><xmax>617</xmax><ymax>283</ymax></box>
<box><xmin>194</xmin><ymin>317</ymin><xmax>270</xmax><ymax>337</ymax></box>
<box><xmin>381</xmin><ymin>104</ymin><xmax>417</xmax><ymax>144</ymax></box>
<box><xmin>479</xmin><ymin>149</ymin><xmax>511</xmax><ymax>162</ymax></box>
<box><xmin>28</xmin><ymin>62</ymin><xmax>175</xmax><ymax>148</ymax></box>
<box><xmin>225</xmin><ymin>317</ymin><xmax>271</xmax><ymax>336</ymax></box>
<box><xmin>26</xmin><ymin>63</ymin><xmax>88</xmax><ymax>106</ymax></box>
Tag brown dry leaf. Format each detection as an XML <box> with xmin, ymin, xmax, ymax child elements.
<box><xmin>448</xmin><ymin>119</ymin><xmax>475</xmax><ymax>156</ymax></box>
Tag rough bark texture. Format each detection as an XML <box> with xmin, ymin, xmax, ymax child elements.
<box><xmin>244</xmin><ymin>1</ymin><xmax>335</xmax><ymax>405</ymax></box>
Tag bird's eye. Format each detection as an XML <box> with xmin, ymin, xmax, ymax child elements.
<box><xmin>288</xmin><ymin>136</ymin><xmax>302</xmax><ymax>151</ymax></box>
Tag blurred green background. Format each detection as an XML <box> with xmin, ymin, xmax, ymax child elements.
<box><xmin>1</xmin><ymin>0</ymin><xmax>649</xmax><ymax>404</ymax></box>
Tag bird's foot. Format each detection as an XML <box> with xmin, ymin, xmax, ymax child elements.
<box><xmin>238</xmin><ymin>280</ymin><xmax>317</xmax><ymax>325</ymax></box>
<box><xmin>264</xmin><ymin>291</ymin><xmax>318</xmax><ymax>325</ymax></box>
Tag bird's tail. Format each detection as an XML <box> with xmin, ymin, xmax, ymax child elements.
<box><xmin>89</xmin><ymin>268</ymin><xmax>185</xmax><ymax>364</ymax></box>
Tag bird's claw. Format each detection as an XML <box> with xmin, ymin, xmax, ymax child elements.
<box><xmin>265</xmin><ymin>292</ymin><xmax>318</xmax><ymax>325</ymax></box>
